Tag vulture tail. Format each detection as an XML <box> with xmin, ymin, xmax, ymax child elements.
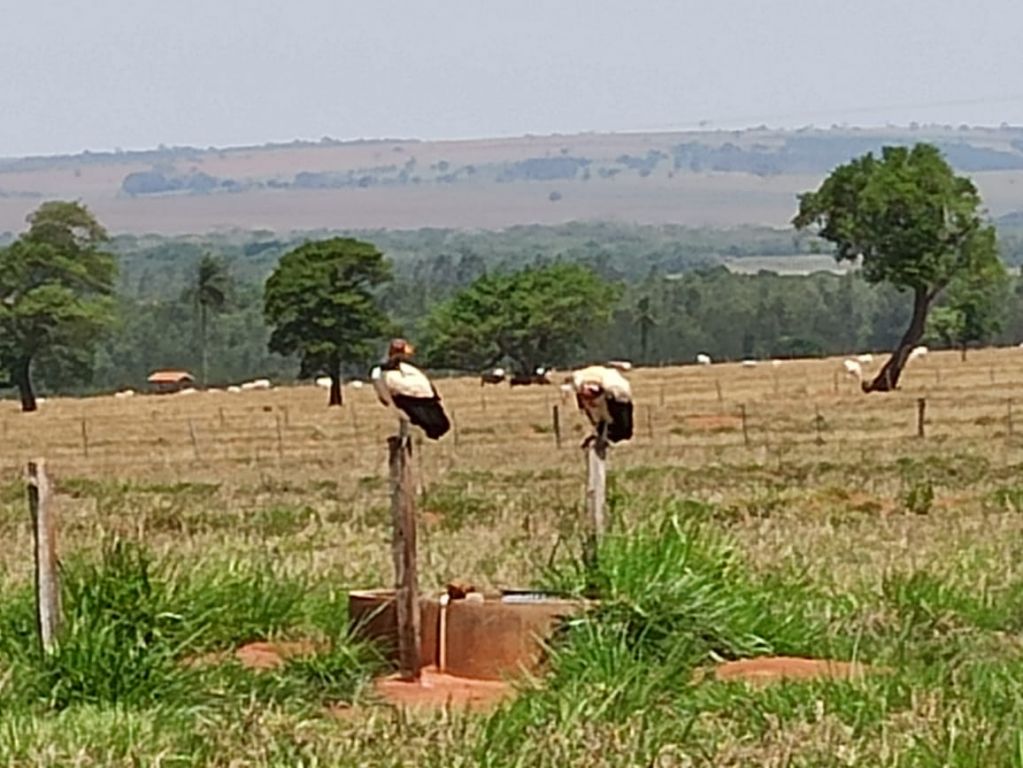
<box><xmin>605</xmin><ymin>399</ymin><xmax>634</xmax><ymax>443</ymax></box>
<box><xmin>393</xmin><ymin>395</ymin><xmax>451</xmax><ymax>440</ymax></box>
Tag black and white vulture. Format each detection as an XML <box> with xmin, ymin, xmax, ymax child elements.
<box><xmin>569</xmin><ymin>364</ymin><xmax>634</xmax><ymax>444</ymax></box>
<box><xmin>371</xmin><ymin>338</ymin><xmax>451</xmax><ymax>440</ymax></box>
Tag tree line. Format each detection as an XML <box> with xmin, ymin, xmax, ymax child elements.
<box><xmin>0</xmin><ymin>143</ymin><xmax>1016</xmax><ymax>408</ymax></box>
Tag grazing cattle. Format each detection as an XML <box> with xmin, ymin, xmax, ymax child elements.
<box><xmin>371</xmin><ymin>338</ymin><xmax>450</xmax><ymax>440</ymax></box>
<box><xmin>315</xmin><ymin>376</ymin><xmax>332</xmax><ymax>389</ymax></box>
<box><xmin>480</xmin><ymin>367</ymin><xmax>506</xmax><ymax>386</ymax></box>
<box><xmin>568</xmin><ymin>364</ymin><xmax>634</xmax><ymax>444</ymax></box>
<box><xmin>843</xmin><ymin>359</ymin><xmax>863</xmax><ymax>380</ymax></box>
<box><xmin>240</xmin><ymin>379</ymin><xmax>271</xmax><ymax>391</ymax></box>
<box><xmin>227</xmin><ymin>385</ymin><xmax>242</xmax><ymax>393</ymax></box>
<box><xmin>113</xmin><ymin>389</ymin><xmax>135</xmax><ymax>399</ymax></box>
<box><xmin>696</xmin><ymin>353</ymin><xmax>712</xmax><ymax>365</ymax></box>
<box><xmin>741</xmin><ymin>359</ymin><xmax>758</xmax><ymax>368</ymax></box>
<box><xmin>509</xmin><ymin>367</ymin><xmax>552</xmax><ymax>387</ymax></box>
<box><xmin>856</xmin><ymin>353</ymin><xmax>874</xmax><ymax>364</ymax></box>
<box><xmin>177</xmin><ymin>387</ymin><xmax>197</xmax><ymax>396</ymax></box>
<box><xmin>908</xmin><ymin>346</ymin><xmax>929</xmax><ymax>363</ymax></box>
<box><xmin>349</xmin><ymin>380</ymin><xmax>364</xmax><ymax>389</ymax></box>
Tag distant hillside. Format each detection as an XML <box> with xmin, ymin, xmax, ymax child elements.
<box><xmin>2</xmin><ymin>126</ymin><xmax>1023</xmax><ymax>234</ymax></box>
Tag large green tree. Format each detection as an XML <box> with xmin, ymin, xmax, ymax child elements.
<box><xmin>0</xmin><ymin>201</ymin><xmax>117</xmax><ymax>411</ymax></box>
<box><xmin>794</xmin><ymin>144</ymin><xmax>998</xmax><ymax>392</ymax></box>
<box><xmin>421</xmin><ymin>263</ymin><xmax>620</xmax><ymax>373</ymax></box>
<box><xmin>263</xmin><ymin>238</ymin><xmax>392</xmax><ymax>406</ymax></box>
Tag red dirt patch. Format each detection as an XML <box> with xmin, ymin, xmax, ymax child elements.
<box><xmin>233</xmin><ymin>641</ymin><xmax>319</xmax><ymax>670</ymax></box>
<box><xmin>373</xmin><ymin>666</ymin><xmax>512</xmax><ymax>711</ymax></box>
<box><xmin>710</xmin><ymin>656</ymin><xmax>872</xmax><ymax>685</ymax></box>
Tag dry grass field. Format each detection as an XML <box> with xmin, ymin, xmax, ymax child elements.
<box><xmin>5</xmin><ymin>348</ymin><xmax>1023</xmax><ymax>765</ymax></box>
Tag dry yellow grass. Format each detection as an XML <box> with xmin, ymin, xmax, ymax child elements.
<box><xmin>0</xmin><ymin>346</ymin><xmax>1020</xmax><ymax>598</ymax></box>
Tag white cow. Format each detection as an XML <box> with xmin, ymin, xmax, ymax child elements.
<box><xmin>240</xmin><ymin>379</ymin><xmax>271</xmax><ymax>391</ymax></box>
<box><xmin>843</xmin><ymin>359</ymin><xmax>863</xmax><ymax>380</ymax></box>
<box><xmin>696</xmin><ymin>353</ymin><xmax>712</xmax><ymax>365</ymax></box>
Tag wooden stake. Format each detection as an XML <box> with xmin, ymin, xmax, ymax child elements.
<box><xmin>552</xmin><ymin>405</ymin><xmax>562</xmax><ymax>448</ymax></box>
<box><xmin>814</xmin><ymin>405</ymin><xmax>824</xmax><ymax>445</ymax></box>
<box><xmin>659</xmin><ymin>384</ymin><xmax>665</xmax><ymax>407</ymax></box>
<box><xmin>585</xmin><ymin>435</ymin><xmax>608</xmax><ymax>565</ymax></box>
<box><xmin>715</xmin><ymin>379</ymin><xmax>723</xmax><ymax>405</ymax></box>
<box><xmin>282</xmin><ymin>405</ymin><xmax>290</xmax><ymax>428</ymax></box>
<box><xmin>646</xmin><ymin>407</ymin><xmax>654</xmax><ymax>441</ymax></box>
<box><xmin>833</xmin><ymin>371</ymin><xmax>839</xmax><ymax>394</ymax></box>
<box><xmin>917</xmin><ymin>397</ymin><xmax>926</xmax><ymax>439</ymax></box>
<box><xmin>388</xmin><ymin>419</ymin><xmax>420</xmax><ymax>681</ymax></box>
<box><xmin>80</xmin><ymin>418</ymin><xmax>89</xmax><ymax>458</ymax></box>
<box><xmin>1009</xmin><ymin>398</ymin><xmax>1014</xmax><ymax>438</ymax></box>
<box><xmin>275</xmin><ymin>412</ymin><xmax>284</xmax><ymax>460</ymax></box>
<box><xmin>218</xmin><ymin>407</ymin><xmax>225</xmax><ymax>429</ymax></box>
<box><xmin>187</xmin><ymin>419</ymin><xmax>201</xmax><ymax>460</ymax></box>
<box><xmin>27</xmin><ymin>461</ymin><xmax>60</xmax><ymax>654</ymax></box>
<box><xmin>740</xmin><ymin>404</ymin><xmax>750</xmax><ymax>447</ymax></box>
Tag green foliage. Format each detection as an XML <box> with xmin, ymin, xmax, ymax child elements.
<box><xmin>793</xmin><ymin>144</ymin><xmax>996</xmax><ymax>296</ymax></box>
<box><xmin>422</xmin><ymin>263</ymin><xmax>620</xmax><ymax>373</ymax></box>
<box><xmin>0</xmin><ymin>201</ymin><xmax>117</xmax><ymax>408</ymax></box>
<box><xmin>263</xmin><ymin>238</ymin><xmax>393</xmax><ymax>381</ymax></box>
<box><xmin>794</xmin><ymin>144</ymin><xmax>999</xmax><ymax>390</ymax></box>
<box><xmin>928</xmin><ymin>251</ymin><xmax>1010</xmax><ymax>353</ymax></box>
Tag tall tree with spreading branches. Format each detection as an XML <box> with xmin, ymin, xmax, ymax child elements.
<box><xmin>264</xmin><ymin>238</ymin><xmax>392</xmax><ymax>406</ymax></box>
<box><xmin>794</xmin><ymin>143</ymin><xmax>998</xmax><ymax>392</ymax></box>
<box><xmin>0</xmin><ymin>201</ymin><xmax>117</xmax><ymax>411</ymax></box>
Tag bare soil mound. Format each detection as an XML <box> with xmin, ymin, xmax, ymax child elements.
<box><xmin>373</xmin><ymin>666</ymin><xmax>512</xmax><ymax>711</ymax></box>
<box><xmin>711</xmin><ymin>656</ymin><xmax>874</xmax><ymax>685</ymax></box>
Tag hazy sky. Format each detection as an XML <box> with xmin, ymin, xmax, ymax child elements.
<box><xmin>3</xmin><ymin>0</ymin><xmax>1023</xmax><ymax>157</ymax></box>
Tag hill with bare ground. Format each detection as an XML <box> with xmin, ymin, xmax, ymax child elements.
<box><xmin>3</xmin><ymin>125</ymin><xmax>1023</xmax><ymax>234</ymax></box>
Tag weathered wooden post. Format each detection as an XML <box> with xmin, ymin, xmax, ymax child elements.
<box><xmin>552</xmin><ymin>405</ymin><xmax>562</xmax><ymax>448</ymax></box>
<box><xmin>80</xmin><ymin>418</ymin><xmax>89</xmax><ymax>458</ymax></box>
<box><xmin>715</xmin><ymin>379</ymin><xmax>723</xmax><ymax>405</ymax></box>
<box><xmin>917</xmin><ymin>397</ymin><xmax>927</xmax><ymax>439</ymax></box>
<box><xmin>187</xmin><ymin>419</ymin><xmax>201</xmax><ymax>460</ymax></box>
<box><xmin>584</xmin><ymin>434</ymin><xmax>608</xmax><ymax>567</ymax></box>
<box><xmin>388</xmin><ymin>419</ymin><xmax>420</xmax><ymax>681</ymax></box>
<box><xmin>814</xmin><ymin>405</ymin><xmax>824</xmax><ymax>445</ymax></box>
<box><xmin>275</xmin><ymin>412</ymin><xmax>284</xmax><ymax>460</ymax></box>
<box><xmin>740</xmin><ymin>404</ymin><xmax>750</xmax><ymax>447</ymax></box>
<box><xmin>1008</xmin><ymin>398</ymin><xmax>1014</xmax><ymax>439</ymax></box>
<box><xmin>832</xmin><ymin>371</ymin><xmax>839</xmax><ymax>395</ymax></box>
<box><xmin>27</xmin><ymin>461</ymin><xmax>60</xmax><ymax>654</ymax></box>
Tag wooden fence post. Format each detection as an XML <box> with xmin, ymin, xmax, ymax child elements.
<box><xmin>715</xmin><ymin>379</ymin><xmax>723</xmax><ymax>405</ymax></box>
<box><xmin>275</xmin><ymin>412</ymin><xmax>284</xmax><ymax>460</ymax></box>
<box><xmin>1008</xmin><ymin>398</ymin><xmax>1014</xmax><ymax>439</ymax></box>
<box><xmin>388</xmin><ymin>420</ymin><xmax>421</xmax><ymax>681</ymax></box>
<box><xmin>740</xmin><ymin>404</ymin><xmax>750</xmax><ymax>447</ymax></box>
<box><xmin>659</xmin><ymin>384</ymin><xmax>665</xmax><ymax>408</ymax></box>
<box><xmin>585</xmin><ymin>436</ymin><xmax>608</xmax><ymax>567</ymax></box>
<box><xmin>27</xmin><ymin>461</ymin><xmax>60</xmax><ymax>654</ymax></box>
<box><xmin>814</xmin><ymin>405</ymin><xmax>824</xmax><ymax>445</ymax></box>
<box><xmin>552</xmin><ymin>405</ymin><xmax>562</xmax><ymax>448</ymax></box>
<box><xmin>80</xmin><ymin>418</ymin><xmax>89</xmax><ymax>458</ymax></box>
<box><xmin>917</xmin><ymin>397</ymin><xmax>926</xmax><ymax>438</ymax></box>
<box><xmin>218</xmin><ymin>407</ymin><xmax>226</xmax><ymax>429</ymax></box>
<box><xmin>187</xmin><ymin>419</ymin><xmax>201</xmax><ymax>460</ymax></box>
<box><xmin>646</xmin><ymin>407</ymin><xmax>654</xmax><ymax>441</ymax></box>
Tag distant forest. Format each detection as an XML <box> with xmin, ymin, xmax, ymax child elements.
<box><xmin>15</xmin><ymin>220</ymin><xmax>1019</xmax><ymax>396</ymax></box>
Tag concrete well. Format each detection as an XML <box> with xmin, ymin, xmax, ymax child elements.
<box><xmin>348</xmin><ymin>589</ymin><xmax>585</xmax><ymax>681</ymax></box>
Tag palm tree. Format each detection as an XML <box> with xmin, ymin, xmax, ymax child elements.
<box><xmin>195</xmin><ymin>255</ymin><xmax>229</xmax><ymax>388</ymax></box>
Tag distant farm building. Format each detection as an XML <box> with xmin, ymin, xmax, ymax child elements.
<box><xmin>147</xmin><ymin>370</ymin><xmax>195</xmax><ymax>394</ymax></box>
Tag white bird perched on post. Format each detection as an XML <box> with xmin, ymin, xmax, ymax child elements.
<box><xmin>566</xmin><ymin>364</ymin><xmax>634</xmax><ymax>445</ymax></box>
<box><xmin>371</xmin><ymin>338</ymin><xmax>450</xmax><ymax>440</ymax></box>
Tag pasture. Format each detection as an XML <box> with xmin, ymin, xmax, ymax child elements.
<box><xmin>3</xmin><ymin>349</ymin><xmax>1023</xmax><ymax>765</ymax></box>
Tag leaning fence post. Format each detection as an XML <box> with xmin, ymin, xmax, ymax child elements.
<box><xmin>585</xmin><ymin>435</ymin><xmax>608</xmax><ymax>567</ymax></box>
<box><xmin>388</xmin><ymin>419</ymin><xmax>421</xmax><ymax>682</ymax></box>
<box><xmin>27</xmin><ymin>461</ymin><xmax>60</xmax><ymax>654</ymax></box>
<box><xmin>917</xmin><ymin>397</ymin><xmax>927</xmax><ymax>439</ymax></box>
